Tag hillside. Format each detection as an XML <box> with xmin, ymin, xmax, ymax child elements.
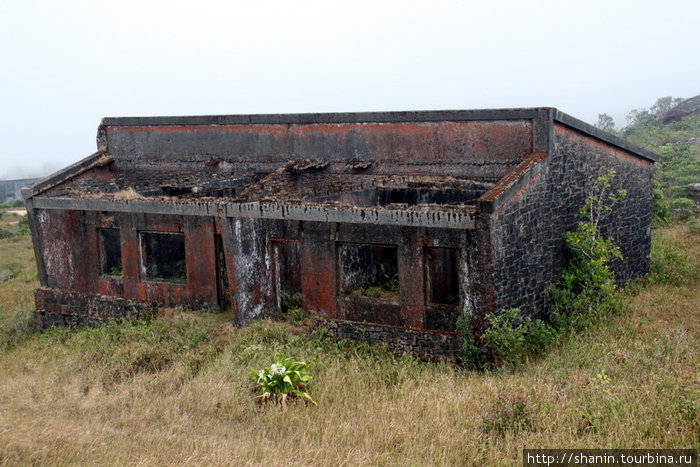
<box><xmin>597</xmin><ymin>96</ymin><xmax>700</xmax><ymax>222</ymax></box>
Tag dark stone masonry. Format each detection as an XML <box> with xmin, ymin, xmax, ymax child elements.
<box><xmin>23</xmin><ymin>108</ymin><xmax>656</xmax><ymax>356</ymax></box>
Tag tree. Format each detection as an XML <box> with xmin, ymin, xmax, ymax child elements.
<box><xmin>552</xmin><ymin>170</ymin><xmax>626</xmax><ymax>328</ymax></box>
<box><xmin>596</xmin><ymin>113</ymin><xmax>616</xmax><ymax>132</ymax></box>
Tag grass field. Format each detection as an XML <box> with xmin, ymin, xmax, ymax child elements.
<box><xmin>0</xmin><ymin>208</ymin><xmax>698</xmax><ymax>466</ymax></box>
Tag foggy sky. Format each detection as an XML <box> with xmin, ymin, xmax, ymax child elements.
<box><xmin>1</xmin><ymin>0</ymin><xmax>698</xmax><ymax>180</ymax></box>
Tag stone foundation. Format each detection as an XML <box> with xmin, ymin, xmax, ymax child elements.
<box><xmin>34</xmin><ymin>288</ymin><xmax>157</xmax><ymax>331</ymax></box>
<box><xmin>327</xmin><ymin>320</ymin><xmax>462</xmax><ymax>358</ymax></box>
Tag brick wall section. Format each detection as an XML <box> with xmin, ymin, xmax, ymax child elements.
<box><xmin>488</xmin><ymin>124</ymin><xmax>654</xmax><ymax>318</ymax></box>
<box><xmin>34</xmin><ymin>288</ymin><xmax>157</xmax><ymax>331</ymax></box>
<box><xmin>327</xmin><ymin>320</ymin><xmax>462</xmax><ymax>358</ymax></box>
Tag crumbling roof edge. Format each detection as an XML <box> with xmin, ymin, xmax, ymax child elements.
<box><xmin>476</xmin><ymin>152</ymin><xmax>549</xmax><ymax>214</ymax></box>
<box><xmin>22</xmin><ymin>150</ymin><xmax>113</xmax><ymax>200</ymax></box>
<box><xmin>553</xmin><ymin>110</ymin><xmax>658</xmax><ymax>162</ymax></box>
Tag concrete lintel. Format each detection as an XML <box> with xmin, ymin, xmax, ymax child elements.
<box><xmin>30</xmin><ymin>197</ymin><xmax>476</xmax><ymax>229</ymax></box>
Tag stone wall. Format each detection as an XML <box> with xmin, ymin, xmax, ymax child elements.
<box><xmin>488</xmin><ymin>123</ymin><xmax>654</xmax><ymax>318</ymax></box>
<box><xmin>34</xmin><ymin>287</ymin><xmax>157</xmax><ymax>331</ymax></box>
<box><xmin>327</xmin><ymin>320</ymin><xmax>462</xmax><ymax>359</ymax></box>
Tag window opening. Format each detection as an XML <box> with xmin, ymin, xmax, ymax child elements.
<box><xmin>426</xmin><ymin>247</ymin><xmax>460</xmax><ymax>306</ymax></box>
<box><xmin>340</xmin><ymin>244</ymin><xmax>399</xmax><ymax>301</ymax></box>
<box><xmin>270</xmin><ymin>239</ymin><xmax>302</xmax><ymax>312</ymax></box>
<box><xmin>99</xmin><ymin>228</ymin><xmax>122</xmax><ymax>277</ymax></box>
<box><xmin>139</xmin><ymin>232</ymin><xmax>187</xmax><ymax>282</ymax></box>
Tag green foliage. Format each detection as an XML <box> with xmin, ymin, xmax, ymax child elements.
<box><xmin>0</xmin><ymin>200</ymin><xmax>25</xmax><ymax>210</ymax></box>
<box><xmin>361</xmin><ymin>286</ymin><xmax>383</xmax><ymax>298</ymax></box>
<box><xmin>481</xmin><ymin>392</ymin><xmax>533</xmax><ymax>435</ymax></box>
<box><xmin>595</xmin><ymin>113</ymin><xmax>617</xmax><ymax>133</ymax></box>
<box><xmin>611</xmin><ymin>97</ymin><xmax>700</xmax><ymax>222</ymax></box>
<box><xmin>383</xmin><ymin>273</ymin><xmax>399</xmax><ymax>293</ymax></box>
<box><xmin>645</xmin><ymin>232</ymin><xmax>700</xmax><ymax>286</ymax></box>
<box><xmin>688</xmin><ymin>217</ymin><xmax>700</xmax><ymax>235</ymax></box>
<box><xmin>456</xmin><ymin>307</ymin><xmax>556</xmax><ymax>369</ymax></box>
<box><xmin>17</xmin><ymin>216</ymin><xmax>30</xmax><ymax>235</ymax></box>
<box><xmin>107</xmin><ymin>266</ymin><xmax>122</xmax><ymax>276</ymax></box>
<box><xmin>481</xmin><ymin>308</ymin><xmax>531</xmax><ymax>366</ymax></box>
<box><xmin>481</xmin><ymin>308</ymin><xmax>556</xmax><ymax>367</ymax></box>
<box><xmin>57</xmin><ymin>317</ymin><xmax>214</xmax><ymax>384</ymax></box>
<box><xmin>351</xmin><ymin>274</ymin><xmax>399</xmax><ymax>299</ymax></box>
<box><xmin>250</xmin><ymin>355</ymin><xmax>316</xmax><ymax>408</ymax></box>
<box><xmin>552</xmin><ymin>171</ymin><xmax>625</xmax><ymax>329</ymax></box>
<box><xmin>455</xmin><ymin>309</ymin><xmax>481</xmax><ymax>369</ymax></box>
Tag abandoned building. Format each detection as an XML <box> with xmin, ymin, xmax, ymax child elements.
<box><xmin>23</xmin><ymin>108</ymin><xmax>656</xmax><ymax>356</ymax></box>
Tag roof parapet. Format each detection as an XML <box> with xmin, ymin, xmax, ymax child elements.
<box><xmin>22</xmin><ymin>150</ymin><xmax>112</xmax><ymax>200</ymax></box>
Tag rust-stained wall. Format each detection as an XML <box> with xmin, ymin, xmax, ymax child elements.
<box><xmin>34</xmin><ymin>209</ymin><xmax>222</xmax><ymax>310</ymax></box>
<box><xmin>104</xmin><ymin>120</ymin><xmax>534</xmax><ymax>181</ymax></box>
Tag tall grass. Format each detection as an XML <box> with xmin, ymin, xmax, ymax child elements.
<box><xmin>0</xmin><ymin>219</ymin><xmax>698</xmax><ymax>466</ymax></box>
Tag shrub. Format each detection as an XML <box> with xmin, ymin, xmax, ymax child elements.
<box><xmin>250</xmin><ymin>355</ymin><xmax>316</xmax><ymax>409</ymax></box>
<box><xmin>455</xmin><ymin>309</ymin><xmax>481</xmax><ymax>369</ymax></box>
<box><xmin>481</xmin><ymin>392</ymin><xmax>534</xmax><ymax>435</ymax></box>
<box><xmin>552</xmin><ymin>170</ymin><xmax>626</xmax><ymax>329</ymax></box>
<box><xmin>481</xmin><ymin>308</ymin><xmax>556</xmax><ymax>367</ymax></box>
<box><xmin>481</xmin><ymin>308</ymin><xmax>530</xmax><ymax>366</ymax></box>
<box><xmin>668</xmin><ymin>197</ymin><xmax>695</xmax><ymax>221</ymax></box>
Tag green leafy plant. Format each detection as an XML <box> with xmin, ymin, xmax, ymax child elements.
<box><xmin>481</xmin><ymin>308</ymin><xmax>530</xmax><ymax>366</ymax></box>
<box><xmin>383</xmin><ymin>273</ymin><xmax>399</xmax><ymax>293</ymax></box>
<box><xmin>250</xmin><ymin>355</ymin><xmax>316</xmax><ymax>409</ymax></box>
<box><xmin>480</xmin><ymin>308</ymin><xmax>555</xmax><ymax>367</ymax></box>
<box><xmin>481</xmin><ymin>392</ymin><xmax>533</xmax><ymax>435</ymax></box>
<box><xmin>552</xmin><ymin>170</ymin><xmax>626</xmax><ymax>329</ymax></box>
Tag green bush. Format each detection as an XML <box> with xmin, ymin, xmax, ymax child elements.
<box><xmin>552</xmin><ymin>171</ymin><xmax>626</xmax><ymax>329</ymax></box>
<box><xmin>481</xmin><ymin>308</ymin><xmax>556</xmax><ymax>367</ymax></box>
<box><xmin>455</xmin><ymin>309</ymin><xmax>481</xmax><ymax>369</ymax></box>
<box><xmin>481</xmin><ymin>308</ymin><xmax>531</xmax><ymax>366</ymax></box>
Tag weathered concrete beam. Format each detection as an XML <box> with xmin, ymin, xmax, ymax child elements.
<box><xmin>30</xmin><ymin>197</ymin><xmax>477</xmax><ymax>229</ymax></box>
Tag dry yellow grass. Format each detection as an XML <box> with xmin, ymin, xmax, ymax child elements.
<box><xmin>113</xmin><ymin>187</ymin><xmax>145</xmax><ymax>201</ymax></box>
<box><xmin>0</xmin><ymin>218</ymin><xmax>698</xmax><ymax>466</ymax></box>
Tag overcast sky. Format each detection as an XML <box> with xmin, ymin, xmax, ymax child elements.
<box><xmin>1</xmin><ymin>0</ymin><xmax>698</xmax><ymax>180</ymax></box>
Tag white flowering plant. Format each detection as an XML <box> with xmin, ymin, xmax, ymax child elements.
<box><xmin>250</xmin><ymin>356</ymin><xmax>316</xmax><ymax>408</ymax></box>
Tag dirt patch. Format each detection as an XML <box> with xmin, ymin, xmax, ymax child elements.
<box><xmin>5</xmin><ymin>210</ymin><xmax>26</xmax><ymax>216</ymax></box>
